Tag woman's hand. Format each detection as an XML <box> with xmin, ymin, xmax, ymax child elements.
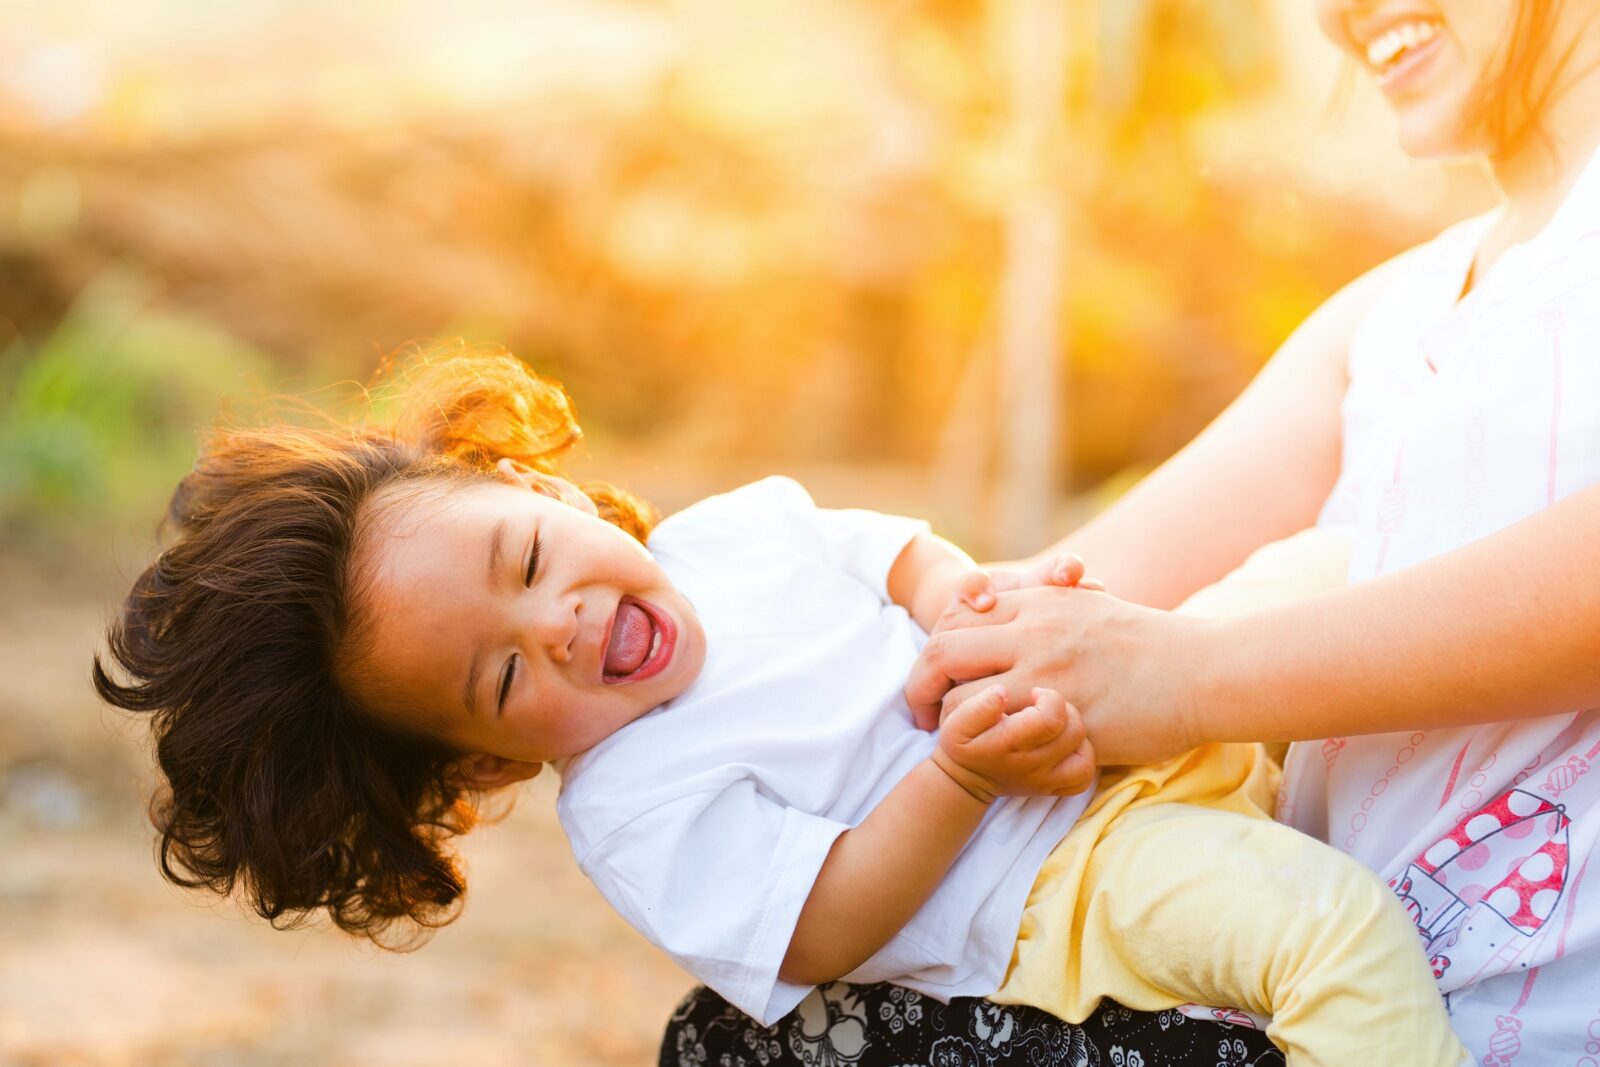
<box><xmin>907</xmin><ymin>586</ymin><xmax>1215</xmax><ymax>765</ymax></box>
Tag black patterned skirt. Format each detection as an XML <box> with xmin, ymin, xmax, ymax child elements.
<box><xmin>660</xmin><ymin>983</ymin><xmax>1285</xmax><ymax>1067</ymax></box>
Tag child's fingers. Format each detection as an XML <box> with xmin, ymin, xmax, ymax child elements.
<box><xmin>1038</xmin><ymin>553</ymin><xmax>1087</xmax><ymax>588</ymax></box>
<box><xmin>992</xmin><ymin>693</ymin><xmax>1084</xmax><ymax>776</ymax></box>
<box><xmin>942</xmin><ymin>684</ymin><xmax>1009</xmax><ymax>745</ymax></box>
<box><xmin>1078</xmin><ymin>577</ymin><xmax>1106</xmax><ymax>592</ymax></box>
<box><xmin>955</xmin><ymin>569</ymin><xmax>997</xmax><ymax>612</ymax></box>
<box><xmin>1047</xmin><ymin>737</ymin><xmax>1097</xmax><ymax>796</ymax></box>
<box><xmin>1030</xmin><ymin>686</ymin><xmax>1067</xmax><ymax>719</ymax></box>
<box><xmin>1049</xmin><ymin>556</ymin><xmax>1088</xmax><ymax>588</ymax></box>
<box><xmin>1042</xmin><ymin>698</ymin><xmax>1093</xmax><ymax>792</ymax></box>
<box><xmin>994</xmin><ymin>696</ymin><xmax>1065</xmax><ymax>750</ymax></box>
<box><xmin>1032</xmin><ymin>689</ymin><xmax>1085</xmax><ymax>752</ymax></box>
<box><xmin>1053</xmin><ymin>554</ymin><xmax>1087</xmax><ymax>586</ymax></box>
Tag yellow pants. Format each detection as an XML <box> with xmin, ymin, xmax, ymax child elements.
<box><xmin>992</xmin><ymin>530</ymin><xmax>1466</xmax><ymax>1066</ymax></box>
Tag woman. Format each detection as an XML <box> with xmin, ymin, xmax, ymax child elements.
<box><xmin>664</xmin><ymin>0</ymin><xmax>1600</xmax><ymax>1061</ymax></box>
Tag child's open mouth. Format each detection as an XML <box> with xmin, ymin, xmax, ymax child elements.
<box><xmin>602</xmin><ymin>595</ymin><xmax>675</xmax><ymax>684</ymax></box>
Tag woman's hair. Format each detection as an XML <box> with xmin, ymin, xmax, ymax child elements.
<box><xmin>1470</xmin><ymin>0</ymin><xmax>1571</xmax><ymax>162</ymax></box>
<box><xmin>92</xmin><ymin>345</ymin><xmax>655</xmax><ymax>945</ymax></box>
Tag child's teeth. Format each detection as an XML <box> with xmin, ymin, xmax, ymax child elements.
<box><xmin>648</xmin><ymin>630</ymin><xmax>661</xmax><ymax>660</ymax></box>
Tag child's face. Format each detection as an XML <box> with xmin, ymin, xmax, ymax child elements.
<box><xmin>347</xmin><ymin>468</ymin><xmax>705</xmax><ymax>772</ymax></box>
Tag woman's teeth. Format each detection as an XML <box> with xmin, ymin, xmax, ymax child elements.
<box><xmin>1367</xmin><ymin>20</ymin><xmax>1440</xmax><ymax>74</ymax></box>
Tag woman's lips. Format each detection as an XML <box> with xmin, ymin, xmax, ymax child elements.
<box><xmin>1372</xmin><ymin>28</ymin><xmax>1445</xmax><ymax>94</ymax></box>
<box><xmin>601</xmin><ymin>595</ymin><xmax>676</xmax><ymax>684</ymax></box>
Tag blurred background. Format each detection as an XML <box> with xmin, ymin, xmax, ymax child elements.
<box><xmin>0</xmin><ymin>1</ymin><xmax>1494</xmax><ymax>1064</ymax></box>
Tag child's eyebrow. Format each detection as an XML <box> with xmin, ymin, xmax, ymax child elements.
<box><xmin>462</xmin><ymin>518</ymin><xmax>512</xmax><ymax>718</ymax></box>
<box><xmin>486</xmin><ymin>518</ymin><xmax>509</xmax><ymax>586</ymax></box>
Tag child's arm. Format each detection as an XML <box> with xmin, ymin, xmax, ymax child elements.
<box><xmin>886</xmin><ymin>532</ymin><xmax>980</xmax><ymax>632</ymax></box>
<box><xmin>779</xmin><ymin>683</ymin><xmax>1094</xmax><ymax>986</ymax></box>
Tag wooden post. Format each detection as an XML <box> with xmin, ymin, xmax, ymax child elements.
<box><xmin>993</xmin><ymin>0</ymin><xmax>1066</xmax><ymax>558</ymax></box>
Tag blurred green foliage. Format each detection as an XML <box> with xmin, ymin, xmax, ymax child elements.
<box><xmin>0</xmin><ymin>272</ymin><xmax>273</xmax><ymax>538</ymax></box>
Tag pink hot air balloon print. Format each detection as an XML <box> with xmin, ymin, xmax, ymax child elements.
<box><xmin>1389</xmin><ymin>788</ymin><xmax>1570</xmax><ymax>979</ymax></box>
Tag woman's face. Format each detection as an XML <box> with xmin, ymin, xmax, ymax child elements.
<box><xmin>1313</xmin><ymin>0</ymin><xmax>1524</xmax><ymax>158</ymax></box>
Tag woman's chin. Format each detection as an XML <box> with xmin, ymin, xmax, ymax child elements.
<box><xmin>1390</xmin><ymin>103</ymin><xmax>1485</xmax><ymax>162</ymax></box>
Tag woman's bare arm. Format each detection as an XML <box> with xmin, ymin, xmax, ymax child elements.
<box><xmin>1197</xmin><ymin>481</ymin><xmax>1600</xmax><ymax>747</ymax></box>
<box><xmin>1031</xmin><ymin>252</ymin><xmax>1414</xmax><ymax>609</ymax></box>
<box><xmin>909</xmin><ymin>483</ymin><xmax>1600</xmax><ymax>764</ymax></box>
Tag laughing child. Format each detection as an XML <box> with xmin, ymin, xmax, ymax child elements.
<box><xmin>96</xmin><ymin>349</ymin><xmax>1465</xmax><ymax>1065</ymax></box>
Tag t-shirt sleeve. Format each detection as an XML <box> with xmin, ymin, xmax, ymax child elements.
<box><xmin>574</xmin><ymin>779</ymin><xmax>850</xmax><ymax>1025</ymax></box>
<box><xmin>748</xmin><ymin>476</ymin><xmax>930</xmax><ymax>602</ymax></box>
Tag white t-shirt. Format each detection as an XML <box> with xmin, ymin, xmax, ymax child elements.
<box><xmin>557</xmin><ymin>477</ymin><xmax>1091</xmax><ymax>1025</ymax></box>
<box><xmin>1282</xmin><ymin>146</ymin><xmax>1600</xmax><ymax>1059</ymax></box>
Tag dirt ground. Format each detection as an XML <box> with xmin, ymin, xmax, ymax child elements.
<box><xmin>0</xmin><ymin>564</ymin><xmax>692</xmax><ymax>1067</ymax></box>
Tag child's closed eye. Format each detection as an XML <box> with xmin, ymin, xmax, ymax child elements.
<box><xmin>525</xmin><ymin>532</ymin><xmax>542</xmax><ymax>586</ymax></box>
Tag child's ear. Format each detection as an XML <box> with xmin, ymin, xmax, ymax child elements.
<box><xmin>449</xmin><ymin>752</ymin><xmax>543</xmax><ymax>792</ymax></box>
<box><xmin>494</xmin><ymin>459</ymin><xmax>598</xmax><ymax>516</ymax></box>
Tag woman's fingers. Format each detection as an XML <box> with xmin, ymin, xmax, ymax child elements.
<box><xmin>905</xmin><ymin>625</ymin><xmax>1024</xmax><ymax>727</ymax></box>
<box><xmin>917</xmin><ymin>582</ymin><xmax>1204</xmax><ymax>767</ymax></box>
<box><xmin>909</xmin><ymin>701</ymin><xmax>943</xmax><ymax>733</ymax></box>
<box><xmin>930</xmin><ymin>592</ymin><xmax>1022</xmax><ymax>633</ymax></box>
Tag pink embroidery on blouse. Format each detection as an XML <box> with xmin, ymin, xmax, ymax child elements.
<box><xmin>1372</xmin><ymin>448</ymin><xmax>1409</xmax><ymax>577</ymax></box>
<box><xmin>1441</xmin><ymin>736</ymin><xmax>1476</xmax><ymax>810</ymax></box>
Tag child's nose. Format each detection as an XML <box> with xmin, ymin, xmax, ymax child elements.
<box><xmin>532</xmin><ymin>593</ymin><xmax>581</xmax><ymax>664</ymax></box>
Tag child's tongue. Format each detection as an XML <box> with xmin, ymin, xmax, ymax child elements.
<box><xmin>604</xmin><ymin>601</ymin><xmax>652</xmax><ymax>677</ymax></box>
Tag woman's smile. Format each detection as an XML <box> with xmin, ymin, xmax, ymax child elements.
<box><xmin>1364</xmin><ymin>18</ymin><xmax>1445</xmax><ymax>92</ymax></box>
<box><xmin>1315</xmin><ymin>0</ymin><xmax>1525</xmax><ymax>159</ymax></box>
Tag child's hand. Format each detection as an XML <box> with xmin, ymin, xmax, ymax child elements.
<box><xmin>950</xmin><ymin>553</ymin><xmax>1103</xmax><ymax>615</ymax></box>
<box><xmin>930</xmin><ymin>684</ymin><xmax>1094</xmax><ymax>803</ymax></box>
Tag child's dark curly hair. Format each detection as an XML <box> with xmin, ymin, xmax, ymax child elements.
<box><xmin>92</xmin><ymin>346</ymin><xmax>655</xmax><ymax>945</ymax></box>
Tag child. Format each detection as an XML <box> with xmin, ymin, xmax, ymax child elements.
<box><xmin>95</xmin><ymin>349</ymin><xmax>1465</xmax><ymax>1065</ymax></box>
